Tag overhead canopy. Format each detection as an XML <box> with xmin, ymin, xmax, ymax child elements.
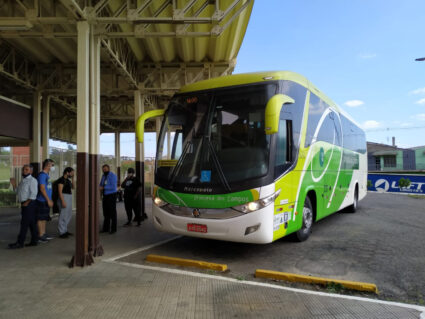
<box><xmin>0</xmin><ymin>0</ymin><xmax>254</xmax><ymax>143</ymax></box>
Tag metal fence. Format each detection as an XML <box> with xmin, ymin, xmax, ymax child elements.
<box><xmin>0</xmin><ymin>147</ymin><xmax>155</xmax><ymax>207</ymax></box>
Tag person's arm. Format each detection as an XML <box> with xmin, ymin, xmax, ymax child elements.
<box><xmin>121</xmin><ymin>177</ymin><xmax>128</xmax><ymax>189</ymax></box>
<box><xmin>58</xmin><ymin>183</ymin><xmax>66</xmax><ymax>208</ymax></box>
<box><xmin>10</xmin><ymin>178</ymin><xmax>17</xmax><ymax>190</ymax></box>
<box><xmin>39</xmin><ymin>174</ymin><xmax>53</xmax><ymax>207</ymax></box>
<box><xmin>99</xmin><ymin>176</ymin><xmax>104</xmax><ymax>195</ymax></box>
<box><xmin>134</xmin><ymin>178</ymin><xmax>142</xmax><ymax>199</ymax></box>
<box><xmin>70</xmin><ymin>176</ymin><xmax>74</xmax><ymax>189</ymax></box>
<box><xmin>39</xmin><ymin>184</ymin><xmax>53</xmax><ymax>207</ymax></box>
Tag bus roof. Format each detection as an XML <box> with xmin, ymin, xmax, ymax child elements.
<box><xmin>179</xmin><ymin>70</ymin><xmax>341</xmax><ymax>113</ymax></box>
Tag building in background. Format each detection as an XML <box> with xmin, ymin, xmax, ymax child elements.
<box><xmin>367</xmin><ymin>141</ymin><xmax>420</xmax><ymax>172</ymax></box>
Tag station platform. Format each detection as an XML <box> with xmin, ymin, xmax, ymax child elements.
<box><xmin>0</xmin><ymin>201</ymin><xmax>423</xmax><ymax>319</ymax></box>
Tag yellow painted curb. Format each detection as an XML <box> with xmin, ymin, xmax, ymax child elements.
<box><xmin>146</xmin><ymin>254</ymin><xmax>228</xmax><ymax>272</ymax></box>
<box><xmin>255</xmin><ymin>269</ymin><xmax>378</xmax><ymax>294</ymax></box>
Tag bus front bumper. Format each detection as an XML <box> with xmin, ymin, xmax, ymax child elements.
<box><xmin>152</xmin><ymin>204</ymin><xmax>274</xmax><ymax>244</ymax></box>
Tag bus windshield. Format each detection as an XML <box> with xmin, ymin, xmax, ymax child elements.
<box><xmin>155</xmin><ymin>83</ymin><xmax>278</xmax><ymax>193</ymax></box>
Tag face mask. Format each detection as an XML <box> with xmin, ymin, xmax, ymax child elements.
<box><xmin>50</xmin><ymin>166</ymin><xmax>56</xmax><ymax>173</ymax></box>
<box><xmin>104</xmin><ymin>171</ymin><xmax>109</xmax><ymax>176</ymax></box>
<box><xmin>22</xmin><ymin>173</ymin><xmax>30</xmax><ymax>178</ymax></box>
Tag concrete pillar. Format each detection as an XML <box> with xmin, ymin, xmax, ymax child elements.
<box><xmin>70</xmin><ymin>21</ymin><xmax>94</xmax><ymax>267</ymax></box>
<box><xmin>88</xmin><ymin>29</ymin><xmax>103</xmax><ymax>258</ymax></box>
<box><xmin>115</xmin><ymin>131</ymin><xmax>121</xmax><ymax>186</ymax></box>
<box><xmin>42</xmin><ymin>95</ymin><xmax>50</xmax><ymax>161</ymax></box>
<box><xmin>30</xmin><ymin>91</ymin><xmax>41</xmax><ymax>176</ymax></box>
<box><xmin>134</xmin><ymin>91</ymin><xmax>145</xmax><ymax>215</ymax></box>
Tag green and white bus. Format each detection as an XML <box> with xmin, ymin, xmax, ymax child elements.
<box><xmin>137</xmin><ymin>71</ymin><xmax>367</xmax><ymax>243</ymax></box>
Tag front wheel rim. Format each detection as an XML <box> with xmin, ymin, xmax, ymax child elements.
<box><xmin>303</xmin><ymin>206</ymin><xmax>313</xmax><ymax>230</ymax></box>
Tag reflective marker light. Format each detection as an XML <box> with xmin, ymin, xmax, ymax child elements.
<box><xmin>245</xmin><ymin>223</ymin><xmax>261</xmax><ymax>235</ymax></box>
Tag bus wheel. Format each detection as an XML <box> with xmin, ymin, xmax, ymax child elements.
<box><xmin>348</xmin><ymin>186</ymin><xmax>358</xmax><ymax>213</ymax></box>
<box><xmin>295</xmin><ymin>196</ymin><xmax>313</xmax><ymax>242</ymax></box>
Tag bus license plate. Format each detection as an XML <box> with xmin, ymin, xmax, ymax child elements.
<box><xmin>187</xmin><ymin>223</ymin><xmax>207</xmax><ymax>233</ymax></box>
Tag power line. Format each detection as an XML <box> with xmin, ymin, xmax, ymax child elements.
<box><xmin>365</xmin><ymin>125</ymin><xmax>425</xmax><ymax>132</ymax></box>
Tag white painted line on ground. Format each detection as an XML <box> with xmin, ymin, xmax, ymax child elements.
<box><xmin>104</xmin><ymin>259</ymin><xmax>425</xmax><ymax>317</ymax></box>
<box><xmin>104</xmin><ymin>235</ymin><xmax>181</xmax><ymax>262</ymax></box>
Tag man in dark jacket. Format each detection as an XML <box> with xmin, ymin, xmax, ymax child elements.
<box><xmin>99</xmin><ymin>164</ymin><xmax>118</xmax><ymax>234</ymax></box>
<box><xmin>121</xmin><ymin>168</ymin><xmax>142</xmax><ymax>226</ymax></box>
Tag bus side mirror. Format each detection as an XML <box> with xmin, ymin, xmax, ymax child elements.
<box><xmin>136</xmin><ymin>109</ymin><xmax>165</xmax><ymax>143</ymax></box>
<box><xmin>265</xmin><ymin>94</ymin><xmax>294</xmax><ymax>135</ymax></box>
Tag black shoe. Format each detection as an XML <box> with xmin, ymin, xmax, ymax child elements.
<box><xmin>25</xmin><ymin>242</ymin><xmax>38</xmax><ymax>247</ymax></box>
<box><xmin>59</xmin><ymin>233</ymin><xmax>69</xmax><ymax>239</ymax></box>
<box><xmin>137</xmin><ymin>222</ymin><xmax>141</xmax><ymax>227</ymax></box>
<box><xmin>8</xmin><ymin>242</ymin><xmax>24</xmax><ymax>249</ymax></box>
<box><xmin>109</xmin><ymin>230</ymin><xmax>116</xmax><ymax>234</ymax></box>
<box><xmin>142</xmin><ymin>214</ymin><xmax>148</xmax><ymax>220</ymax></box>
<box><xmin>66</xmin><ymin>232</ymin><xmax>73</xmax><ymax>236</ymax></box>
<box><xmin>123</xmin><ymin>222</ymin><xmax>132</xmax><ymax>227</ymax></box>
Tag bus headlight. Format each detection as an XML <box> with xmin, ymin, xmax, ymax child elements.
<box><xmin>233</xmin><ymin>189</ymin><xmax>281</xmax><ymax>213</ymax></box>
<box><xmin>153</xmin><ymin>196</ymin><xmax>168</xmax><ymax>207</ymax></box>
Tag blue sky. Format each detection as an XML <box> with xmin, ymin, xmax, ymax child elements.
<box><xmin>53</xmin><ymin>0</ymin><xmax>425</xmax><ymax>155</ymax></box>
<box><xmin>235</xmin><ymin>0</ymin><xmax>425</xmax><ymax>148</ymax></box>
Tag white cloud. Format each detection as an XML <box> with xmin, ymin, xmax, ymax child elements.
<box><xmin>400</xmin><ymin>122</ymin><xmax>413</xmax><ymax>127</ymax></box>
<box><xmin>344</xmin><ymin>100</ymin><xmax>364</xmax><ymax>107</ymax></box>
<box><xmin>415</xmin><ymin>113</ymin><xmax>425</xmax><ymax>121</ymax></box>
<box><xmin>409</xmin><ymin>87</ymin><xmax>425</xmax><ymax>95</ymax></box>
<box><xmin>358</xmin><ymin>53</ymin><xmax>377</xmax><ymax>59</ymax></box>
<box><xmin>415</xmin><ymin>98</ymin><xmax>425</xmax><ymax>105</ymax></box>
<box><xmin>362</xmin><ymin>120</ymin><xmax>381</xmax><ymax>129</ymax></box>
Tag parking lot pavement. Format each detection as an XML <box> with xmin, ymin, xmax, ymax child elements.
<box><xmin>119</xmin><ymin>192</ymin><xmax>425</xmax><ymax>305</ymax></box>
<box><xmin>0</xmin><ymin>194</ymin><xmax>424</xmax><ymax>318</ymax></box>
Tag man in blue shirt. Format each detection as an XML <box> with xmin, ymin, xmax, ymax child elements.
<box><xmin>99</xmin><ymin>164</ymin><xmax>118</xmax><ymax>234</ymax></box>
<box><xmin>36</xmin><ymin>158</ymin><xmax>55</xmax><ymax>243</ymax></box>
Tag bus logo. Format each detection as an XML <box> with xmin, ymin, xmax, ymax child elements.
<box><xmin>193</xmin><ymin>209</ymin><xmax>201</xmax><ymax>218</ymax></box>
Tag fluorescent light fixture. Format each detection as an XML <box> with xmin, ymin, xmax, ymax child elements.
<box><xmin>0</xmin><ymin>19</ymin><xmax>33</xmax><ymax>31</ymax></box>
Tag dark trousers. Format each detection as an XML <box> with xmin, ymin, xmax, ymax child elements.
<box><xmin>124</xmin><ymin>197</ymin><xmax>141</xmax><ymax>223</ymax></box>
<box><xmin>17</xmin><ymin>200</ymin><xmax>39</xmax><ymax>245</ymax></box>
<box><xmin>102</xmin><ymin>193</ymin><xmax>117</xmax><ymax>232</ymax></box>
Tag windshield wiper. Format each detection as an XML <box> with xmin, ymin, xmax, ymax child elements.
<box><xmin>169</xmin><ymin>140</ymin><xmax>192</xmax><ymax>188</ymax></box>
<box><xmin>207</xmin><ymin>138</ymin><xmax>231</xmax><ymax>192</ymax></box>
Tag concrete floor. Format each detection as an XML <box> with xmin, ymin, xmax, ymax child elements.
<box><xmin>0</xmin><ymin>196</ymin><xmax>424</xmax><ymax>318</ymax></box>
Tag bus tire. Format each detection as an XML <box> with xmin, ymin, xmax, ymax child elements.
<box><xmin>295</xmin><ymin>196</ymin><xmax>313</xmax><ymax>242</ymax></box>
<box><xmin>347</xmin><ymin>185</ymin><xmax>359</xmax><ymax>213</ymax></box>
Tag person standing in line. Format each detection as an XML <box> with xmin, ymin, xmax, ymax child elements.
<box><xmin>36</xmin><ymin>159</ymin><xmax>55</xmax><ymax>243</ymax></box>
<box><xmin>99</xmin><ymin>164</ymin><xmax>118</xmax><ymax>234</ymax></box>
<box><xmin>121</xmin><ymin>167</ymin><xmax>142</xmax><ymax>227</ymax></box>
<box><xmin>57</xmin><ymin>167</ymin><xmax>74</xmax><ymax>238</ymax></box>
<box><xmin>8</xmin><ymin>165</ymin><xmax>39</xmax><ymax>249</ymax></box>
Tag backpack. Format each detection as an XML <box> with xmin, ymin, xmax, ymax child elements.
<box><xmin>52</xmin><ymin>179</ymin><xmax>60</xmax><ymax>215</ymax></box>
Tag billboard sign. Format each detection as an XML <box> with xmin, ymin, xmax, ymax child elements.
<box><xmin>368</xmin><ymin>174</ymin><xmax>425</xmax><ymax>194</ymax></box>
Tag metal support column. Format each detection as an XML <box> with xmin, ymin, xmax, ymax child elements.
<box><xmin>134</xmin><ymin>91</ymin><xmax>145</xmax><ymax>215</ymax></box>
<box><xmin>70</xmin><ymin>21</ymin><xmax>94</xmax><ymax>267</ymax></box>
<box><xmin>42</xmin><ymin>95</ymin><xmax>50</xmax><ymax>161</ymax></box>
<box><xmin>30</xmin><ymin>91</ymin><xmax>41</xmax><ymax>176</ymax></box>
<box><xmin>115</xmin><ymin>131</ymin><xmax>121</xmax><ymax>186</ymax></box>
<box><xmin>89</xmin><ymin>29</ymin><xmax>103</xmax><ymax>258</ymax></box>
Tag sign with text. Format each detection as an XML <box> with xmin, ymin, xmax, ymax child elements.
<box><xmin>368</xmin><ymin>174</ymin><xmax>425</xmax><ymax>194</ymax></box>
